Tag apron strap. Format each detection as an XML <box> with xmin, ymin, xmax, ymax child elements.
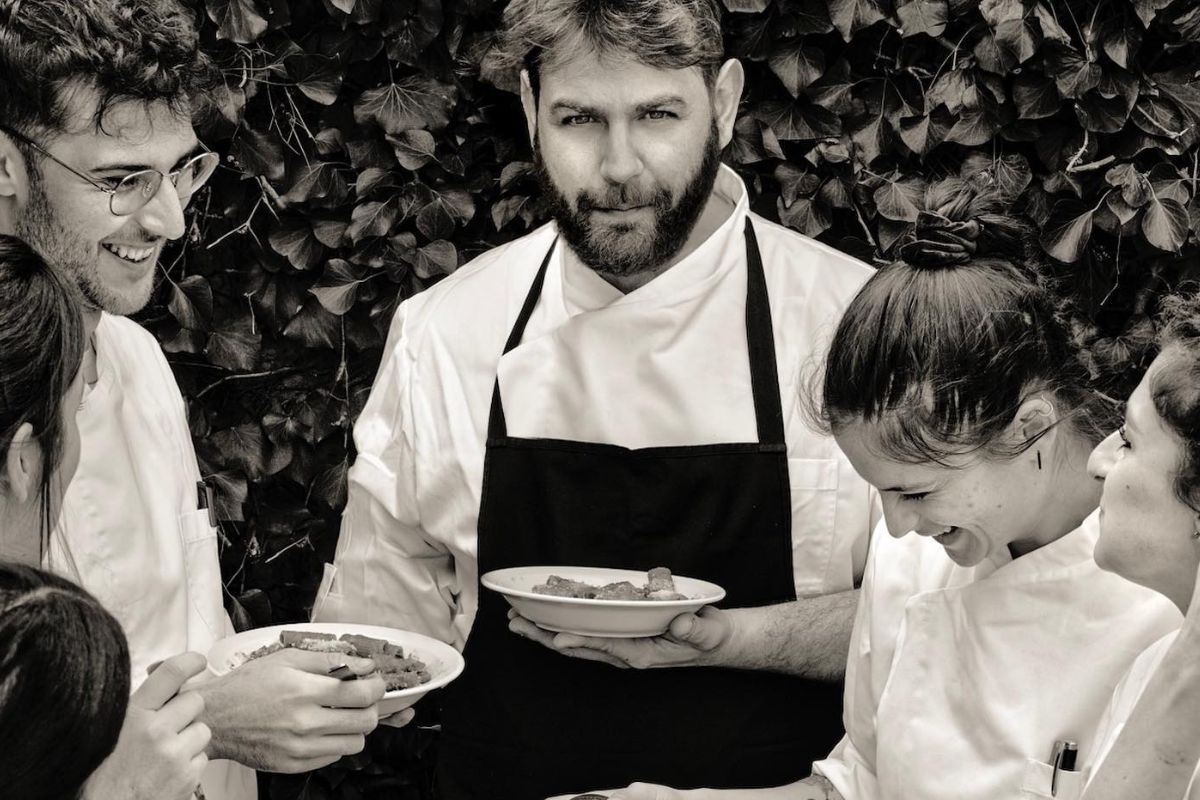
<box><xmin>488</xmin><ymin>219</ymin><xmax>787</xmax><ymax>446</ymax></box>
<box><xmin>743</xmin><ymin>218</ymin><xmax>787</xmax><ymax>447</ymax></box>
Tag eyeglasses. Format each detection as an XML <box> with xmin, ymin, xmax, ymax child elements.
<box><xmin>0</xmin><ymin>125</ymin><xmax>219</xmax><ymax>217</ymax></box>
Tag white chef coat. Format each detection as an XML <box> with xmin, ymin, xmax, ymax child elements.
<box><xmin>46</xmin><ymin>313</ymin><xmax>257</xmax><ymax>800</ymax></box>
<box><xmin>812</xmin><ymin>513</ymin><xmax>1181</xmax><ymax>800</ymax></box>
<box><xmin>314</xmin><ymin>164</ymin><xmax>880</xmax><ymax>648</ymax></box>
<box><xmin>1089</xmin><ymin>630</ymin><xmax>1200</xmax><ymax>798</ymax></box>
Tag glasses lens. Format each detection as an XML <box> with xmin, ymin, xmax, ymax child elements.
<box><xmin>174</xmin><ymin>152</ymin><xmax>219</xmax><ymax>201</ymax></box>
<box><xmin>111</xmin><ymin>171</ymin><xmax>164</xmax><ymax>216</ymax></box>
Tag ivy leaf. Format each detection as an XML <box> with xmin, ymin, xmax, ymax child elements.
<box><xmin>410</xmin><ymin>239</ymin><xmax>459</xmax><ymax>278</ymax></box>
<box><xmin>774</xmin><ymin>162</ymin><xmax>822</xmax><ymax>205</ymax></box>
<box><xmin>1132</xmin><ymin>0</ymin><xmax>1173</xmax><ymax>26</ymax></box>
<box><xmin>230</xmin><ymin>129</ymin><xmax>285</xmax><ymax>181</ymax></box>
<box><xmin>169</xmin><ymin>276</ymin><xmax>214</xmax><ymax>331</ymax></box>
<box><xmin>895</xmin><ymin>0</ymin><xmax>947</xmax><ymax>37</ymax></box>
<box><xmin>352</xmin><ymin>77</ymin><xmax>458</xmax><ymax>134</ymax></box>
<box><xmin>960</xmin><ymin>152</ymin><xmax>1032</xmax><ymax>203</ymax></box>
<box><xmin>207</xmin><ymin>471</ymin><xmax>247</xmax><ymax>522</ymax></box>
<box><xmin>723</xmin><ymin>0</ymin><xmax>771</xmax><ymax>10</ymax></box>
<box><xmin>284</xmin><ymin>52</ymin><xmax>344</xmax><ymax>105</ymax></box>
<box><xmin>1152</xmin><ymin>70</ymin><xmax>1200</xmax><ymax>129</ymax></box>
<box><xmin>283</xmin><ymin>298</ymin><xmax>341</xmax><ymax>349</ymax></box>
<box><xmin>311</xmin><ymin>454</ymin><xmax>349</xmax><ymax>510</ymax></box>
<box><xmin>207</xmin><ymin>0</ymin><xmax>269</xmax><ymax>43</ymax></box>
<box><xmin>1142</xmin><ymin>196</ymin><xmax>1189</xmax><ymax>252</ymax></box>
<box><xmin>927</xmin><ymin>68</ymin><xmax>975</xmax><ymax>114</ymax></box>
<box><xmin>768</xmin><ymin>44</ymin><xmax>826</xmax><ymax>97</ymax></box>
<box><xmin>1104</xmin><ymin>163</ymin><xmax>1152</xmax><ymax>207</ymax></box>
<box><xmin>945</xmin><ymin>108</ymin><xmax>1001</xmax><ymax>146</ymax></box>
<box><xmin>1032</xmin><ymin>3</ymin><xmax>1070</xmax><ymax>44</ymax></box>
<box><xmin>211</xmin><ymin>423</ymin><xmax>267</xmax><ymax>481</ymax></box>
<box><xmin>1102</xmin><ymin>23</ymin><xmax>1142</xmax><ymax>68</ymax></box>
<box><xmin>388</xmin><ymin>129</ymin><xmax>438</xmax><ymax>171</ymax></box>
<box><xmin>311</xmin><ymin>217</ymin><xmax>349</xmax><ymax>249</ymax></box>
<box><xmin>978</xmin><ymin>0</ymin><xmax>1023</xmax><ymax>25</ymax></box>
<box><xmin>282</xmin><ymin>163</ymin><xmax>348</xmax><ymax>207</ymax></box>
<box><xmin>355</xmin><ymin>167</ymin><xmax>401</xmax><ymax>197</ymax></box>
<box><xmin>777</xmin><ymin>195</ymin><xmax>832</xmax><ymax>237</ymax></box>
<box><xmin>1076</xmin><ymin>90</ymin><xmax>1136</xmax><ymax>134</ymax></box>
<box><xmin>993</xmin><ymin>18</ymin><xmax>1041</xmax><ymax>66</ymax></box>
<box><xmin>807</xmin><ymin>59</ymin><xmax>856</xmax><ymax>115</ymax></box>
<box><xmin>1013</xmin><ymin>73</ymin><xmax>1061</xmax><ymax>119</ymax></box>
<box><xmin>492</xmin><ymin>195</ymin><xmax>538</xmax><ymax>230</ymax></box>
<box><xmin>873</xmin><ymin>175</ymin><xmax>925</xmax><ymax>222</ymax></box>
<box><xmin>207</xmin><ymin>314</ymin><xmax>262</xmax><ymax>372</ymax></box>
<box><xmin>1044</xmin><ymin>45</ymin><xmax>1102</xmax><ymax>99</ymax></box>
<box><xmin>346</xmin><ymin>197</ymin><xmax>402</xmax><ymax>242</ymax></box>
<box><xmin>1105</xmin><ymin>193</ymin><xmax>1141</xmax><ymax>225</ymax></box>
<box><xmin>828</xmin><ymin>0</ymin><xmax>890</xmax><ymax>41</ymax></box>
<box><xmin>1149</xmin><ymin>163</ymin><xmax>1192</xmax><ymax>205</ymax></box>
<box><xmin>1132</xmin><ymin>94</ymin><xmax>1189</xmax><ymax>139</ymax></box>
<box><xmin>416</xmin><ymin>188</ymin><xmax>475</xmax><ymax>240</ymax></box>
<box><xmin>269</xmin><ymin>219</ymin><xmax>325</xmax><ymax>270</ymax></box>
<box><xmin>1040</xmin><ymin>200</ymin><xmax>1096</xmax><ymax>262</ymax></box>
<box><xmin>752</xmin><ymin>99</ymin><xmax>841</xmax><ymax>141</ymax></box>
<box><xmin>384</xmin><ymin>0</ymin><xmax>444</xmax><ymax>65</ymax></box>
<box><xmin>309</xmin><ymin>259</ymin><xmax>371</xmax><ymax>315</ymax></box>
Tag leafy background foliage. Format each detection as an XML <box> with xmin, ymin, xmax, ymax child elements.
<box><xmin>155</xmin><ymin>0</ymin><xmax>1200</xmax><ymax>795</ymax></box>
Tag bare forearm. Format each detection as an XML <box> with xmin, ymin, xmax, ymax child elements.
<box><xmin>1084</xmin><ymin>622</ymin><xmax>1200</xmax><ymax>800</ymax></box>
<box><xmin>690</xmin><ymin>775</ymin><xmax>845</xmax><ymax>800</ymax></box>
<box><xmin>710</xmin><ymin>590</ymin><xmax>858</xmax><ymax>678</ymax></box>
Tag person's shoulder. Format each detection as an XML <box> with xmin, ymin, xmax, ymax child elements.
<box><xmin>751</xmin><ymin>211</ymin><xmax>874</xmax><ymax>300</ymax></box>
<box><xmin>97</xmin><ymin>313</ymin><xmax>171</xmax><ymax>364</ymax></box>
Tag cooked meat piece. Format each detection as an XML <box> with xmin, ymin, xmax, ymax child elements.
<box><xmin>596</xmin><ymin>581</ymin><xmax>643</xmax><ymax>601</ymax></box>
<box><xmin>246</xmin><ymin>641</ymin><xmax>284</xmax><ymax>659</ymax></box>
<box><xmin>530</xmin><ymin>568</ymin><xmax>692</xmax><ymax>601</ymax></box>
<box><xmin>340</xmin><ymin>633</ymin><xmax>390</xmax><ymax>656</ymax></box>
<box><xmin>533</xmin><ymin>575</ymin><xmax>598</xmax><ymax>598</ymax></box>
<box><xmin>647</xmin><ymin>589</ymin><xmax>688</xmax><ymax>601</ymax></box>
<box><xmin>646</xmin><ymin>567</ymin><xmax>676</xmax><ymax>594</ymax></box>
<box><xmin>294</xmin><ymin>638</ymin><xmax>357</xmax><ymax>655</ymax></box>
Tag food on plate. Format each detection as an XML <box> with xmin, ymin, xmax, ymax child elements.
<box><xmin>533</xmin><ymin>567</ymin><xmax>690</xmax><ymax>601</ymax></box>
<box><xmin>239</xmin><ymin>630</ymin><xmax>431</xmax><ymax>690</ymax></box>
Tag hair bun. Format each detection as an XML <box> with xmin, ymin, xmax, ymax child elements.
<box><xmin>897</xmin><ymin>211</ymin><xmax>983</xmax><ymax>269</ymax></box>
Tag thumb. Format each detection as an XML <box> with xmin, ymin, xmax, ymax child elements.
<box><xmin>132</xmin><ymin>652</ymin><xmax>207</xmax><ymax>711</ymax></box>
<box><xmin>667</xmin><ymin>606</ymin><xmax>729</xmax><ymax>652</ymax></box>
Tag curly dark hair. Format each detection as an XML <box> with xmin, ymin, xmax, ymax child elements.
<box><xmin>815</xmin><ymin>175</ymin><xmax>1148</xmax><ymax>463</ymax></box>
<box><xmin>0</xmin><ymin>0</ymin><xmax>217</xmax><ymax>137</ymax></box>
<box><xmin>1150</xmin><ymin>291</ymin><xmax>1200</xmax><ymax>512</ymax></box>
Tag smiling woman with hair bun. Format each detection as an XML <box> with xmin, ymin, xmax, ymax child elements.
<box><xmin>599</xmin><ymin>176</ymin><xmax>1182</xmax><ymax>800</ymax></box>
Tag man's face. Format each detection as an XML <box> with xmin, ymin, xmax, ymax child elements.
<box><xmin>529</xmin><ymin>49</ymin><xmax>723</xmax><ymax>277</ymax></box>
<box><xmin>11</xmin><ymin>91</ymin><xmax>199</xmax><ymax>316</ymax></box>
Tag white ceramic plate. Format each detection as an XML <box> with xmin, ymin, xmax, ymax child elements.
<box><xmin>482</xmin><ymin>566</ymin><xmax>725</xmax><ymax>638</ymax></box>
<box><xmin>206</xmin><ymin>622</ymin><xmax>464</xmax><ymax>716</ymax></box>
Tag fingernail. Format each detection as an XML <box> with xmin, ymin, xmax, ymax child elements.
<box><xmin>146</xmin><ymin>660</ymin><xmax>163</xmax><ymax>675</ymax></box>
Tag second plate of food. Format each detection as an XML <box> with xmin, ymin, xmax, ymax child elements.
<box><xmin>481</xmin><ymin>566</ymin><xmax>725</xmax><ymax>638</ymax></box>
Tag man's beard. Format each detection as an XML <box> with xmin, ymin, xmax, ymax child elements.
<box><xmin>535</xmin><ymin>124</ymin><xmax>723</xmax><ymax>278</ymax></box>
<box><xmin>15</xmin><ymin>177</ymin><xmax>156</xmax><ymax>316</ymax></box>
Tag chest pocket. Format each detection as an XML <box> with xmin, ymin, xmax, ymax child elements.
<box><xmin>178</xmin><ymin>509</ymin><xmax>226</xmax><ymax>645</ymax></box>
<box><xmin>787</xmin><ymin>457</ymin><xmax>840</xmax><ymax>595</ymax></box>
<box><xmin>1020</xmin><ymin>757</ymin><xmax>1086</xmax><ymax>800</ymax></box>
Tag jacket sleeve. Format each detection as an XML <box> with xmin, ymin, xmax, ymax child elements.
<box><xmin>810</xmin><ymin>520</ymin><xmax>888</xmax><ymax>798</ymax></box>
<box><xmin>312</xmin><ymin>301</ymin><xmax>461</xmax><ymax>648</ymax></box>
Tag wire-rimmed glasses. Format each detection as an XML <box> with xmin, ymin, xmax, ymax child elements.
<box><xmin>0</xmin><ymin>124</ymin><xmax>219</xmax><ymax>217</ymax></box>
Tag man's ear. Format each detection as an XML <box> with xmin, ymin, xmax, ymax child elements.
<box><xmin>712</xmin><ymin>58</ymin><xmax>745</xmax><ymax>150</ymax></box>
<box><xmin>5</xmin><ymin>422</ymin><xmax>42</xmax><ymax>504</ymax></box>
<box><xmin>519</xmin><ymin>69</ymin><xmax>538</xmax><ymax>147</ymax></box>
<box><xmin>0</xmin><ymin>132</ymin><xmax>26</xmax><ymax>200</ymax></box>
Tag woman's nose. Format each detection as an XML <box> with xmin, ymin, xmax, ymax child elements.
<box><xmin>1087</xmin><ymin>430</ymin><xmax>1120</xmax><ymax>481</ymax></box>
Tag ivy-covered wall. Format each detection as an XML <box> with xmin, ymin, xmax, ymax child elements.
<box><xmin>155</xmin><ymin>0</ymin><xmax>1200</xmax><ymax>795</ymax></box>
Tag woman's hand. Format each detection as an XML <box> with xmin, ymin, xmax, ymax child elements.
<box><xmin>84</xmin><ymin>652</ymin><xmax>212</xmax><ymax>800</ymax></box>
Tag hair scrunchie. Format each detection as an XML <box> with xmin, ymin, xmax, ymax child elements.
<box><xmin>897</xmin><ymin>211</ymin><xmax>984</xmax><ymax>269</ymax></box>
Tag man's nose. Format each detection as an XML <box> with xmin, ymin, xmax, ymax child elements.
<box><xmin>134</xmin><ymin>176</ymin><xmax>186</xmax><ymax>241</ymax></box>
<box><xmin>1087</xmin><ymin>430</ymin><xmax>1120</xmax><ymax>481</ymax></box>
<box><xmin>599</xmin><ymin>124</ymin><xmax>644</xmax><ymax>186</ymax></box>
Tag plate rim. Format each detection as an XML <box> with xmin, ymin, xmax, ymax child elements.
<box><xmin>480</xmin><ymin>566</ymin><xmax>726</xmax><ymax>608</ymax></box>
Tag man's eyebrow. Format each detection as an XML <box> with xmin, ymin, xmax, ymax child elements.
<box><xmin>549</xmin><ymin>100</ymin><xmax>602</xmax><ymax>116</ymax></box>
<box><xmin>548</xmin><ymin>95</ymin><xmax>689</xmax><ymax>116</ymax></box>
<box><xmin>91</xmin><ymin>145</ymin><xmax>204</xmax><ymax>173</ymax></box>
<box><xmin>633</xmin><ymin>95</ymin><xmax>688</xmax><ymax>113</ymax></box>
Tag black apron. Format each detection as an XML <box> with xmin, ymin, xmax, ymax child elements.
<box><xmin>436</xmin><ymin>220</ymin><xmax>844</xmax><ymax>799</ymax></box>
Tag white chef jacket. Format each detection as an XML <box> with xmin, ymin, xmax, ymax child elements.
<box><xmin>46</xmin><ymin>313</ymin><xmax>257</xmax><ymax>800</ymax></box>
<box><xmin>1089</xmin><ymin>630</ymin><xmax>1200</xmax><ymax>798</ymax></box>
<box><xmin>812</xmin><ymin>513</ymin><xmax>1181</xmax><ymax>800</ymax></box>
<box><xmin>314</xmin><ymin>164</ymin><xmax>880</xmax><ymax>648</ymax></box>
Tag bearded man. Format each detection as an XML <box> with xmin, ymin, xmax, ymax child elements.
<box><xmin>316</xmin><ymin>1</ymin><xmax>880</xmax><ymax>797</ymax></box>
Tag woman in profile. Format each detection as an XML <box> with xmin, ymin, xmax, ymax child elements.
<box><xmin>0</xmin><ymin>234</ymin><xmax>209</xmax><ymax>800</ymax></box>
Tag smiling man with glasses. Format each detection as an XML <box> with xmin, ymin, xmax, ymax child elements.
<box><xmin>0</xmin><ymin>3</ymin><xmax>389</xmax><ymax>799</ymax></box>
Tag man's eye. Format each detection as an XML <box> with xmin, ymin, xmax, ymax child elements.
<box><xmin>560</xmin><ymin>115</ymin><xmax>595</xmax><ymax>126</ymax></box>
<box><xmin>644</xmin><ymin>110</ymin><xmax>675</xmax><ymax>120</ymax></box>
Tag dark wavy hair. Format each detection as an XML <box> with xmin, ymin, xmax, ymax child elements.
<box><xmin>816</xmin><ymin>176</ymin><xmax>1141</xmax><ymax>464</ymax></box>
<box><xmin>494</xmin><ymin>0</ymin><xmax>725</xmax><ymax>98</ymax></box>
<box><xmin>1149</xmin><ymin>291</ymin><xmax>1200</xmax><ymax>512</ymax></box>
<box><xmin>0</xmin><ymin>235</ymin><xmax>86</xmax><ymax>547</ymax></box>
<box><xmin>0</xmin><ymin>0</ymin><xmax>216</xmax><ymax>138</ymax></box>
<box><xmin>0</xmin><ymin>562</ymin><xmax>131</xmax><ymax>800</ymax></box>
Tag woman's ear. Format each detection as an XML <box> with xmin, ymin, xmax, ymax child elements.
<box><xmin>519</xmin><ymin>69</ymin><xmax>538</xmax><ymax>147</ymax></box>
<box><xmin>5</xmin><ymin>422</ymin><xmax>42</xmax><ymax>504</ymax></box>
<box><xmin>1011</xmin><ymin>395</ymin><xmax>1058</xmax><ymax>449</ymax></box>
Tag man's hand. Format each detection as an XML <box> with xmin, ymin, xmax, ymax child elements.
<box><xmin>546</xmin><ymin>784</ymin><xmax>692</xmax><ymax>800</ymax></box>
<box><xmin>84</xmin><ymin>652</ymin><xmax>212</xmax><ymax>800</ymax></box>
<box><xmin>193</xmin><ymin>647</ymin><xmax>386</xmax><ymax>773</ymax></box>
<box><xmin>509</xmin><ymin>606</ymin><xmax>733</xmax><ymax>670</ymax></box>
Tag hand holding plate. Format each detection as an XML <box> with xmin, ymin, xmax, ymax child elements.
<box><xmin>510</xmin><ymin>605</ymin><xmax>732</xmax><ymax>670</ymax></box>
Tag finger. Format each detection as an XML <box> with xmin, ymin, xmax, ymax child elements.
<box><xmin>156</xmin><ymin>690</ymin><xmax>206</xmax><ymax>733</ymax></box>
<box><xmin>509</xmin><ymin>617</ymin><xmax>561</xmax><ymax>648</ymax></box>
<box><xmin>271</xmin><ymin>648</ymin><xmax>377</xmax><ymax>677</ymax></box>
<box><xmin>304</xmin><ymin>706</ymin><xmax>381</xmax><ymax>737</ymax></box>
<box><xmin>378</xmin><ymin>708</ymin><xmax>415</xmax><ymax>728</ymax></box>
<box><xmin>554</xmin><ymin>647</ymin><xmax>630</xmax><ymax>669</ymax></box>
<box><xmin>175</xmin><ymin>720</ymin><xmax>213</xmax><ymax>759</ymax></box>
<box><xmin>132</xmin><ymin>652</ymin><xmax>208</xmax><ymax>711</ymax></box>
<box><xmin>665</xmin><ymin>607</ymin><xmax>727</xmax><ymax>652</ymax></box>
<box><xmin>507</xmin><ymin>608</ymin><xmax>519</xmax><ymax>620</ymax></box>
<box><xmin>550</xmin><ymin>632</ymin><xmax>614</xmax><ymax>652</ymax></box>
<box><xmin>329</xmin><ymin>673</ymin><xmax>387</xmax><ymax>708</ymax></box>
